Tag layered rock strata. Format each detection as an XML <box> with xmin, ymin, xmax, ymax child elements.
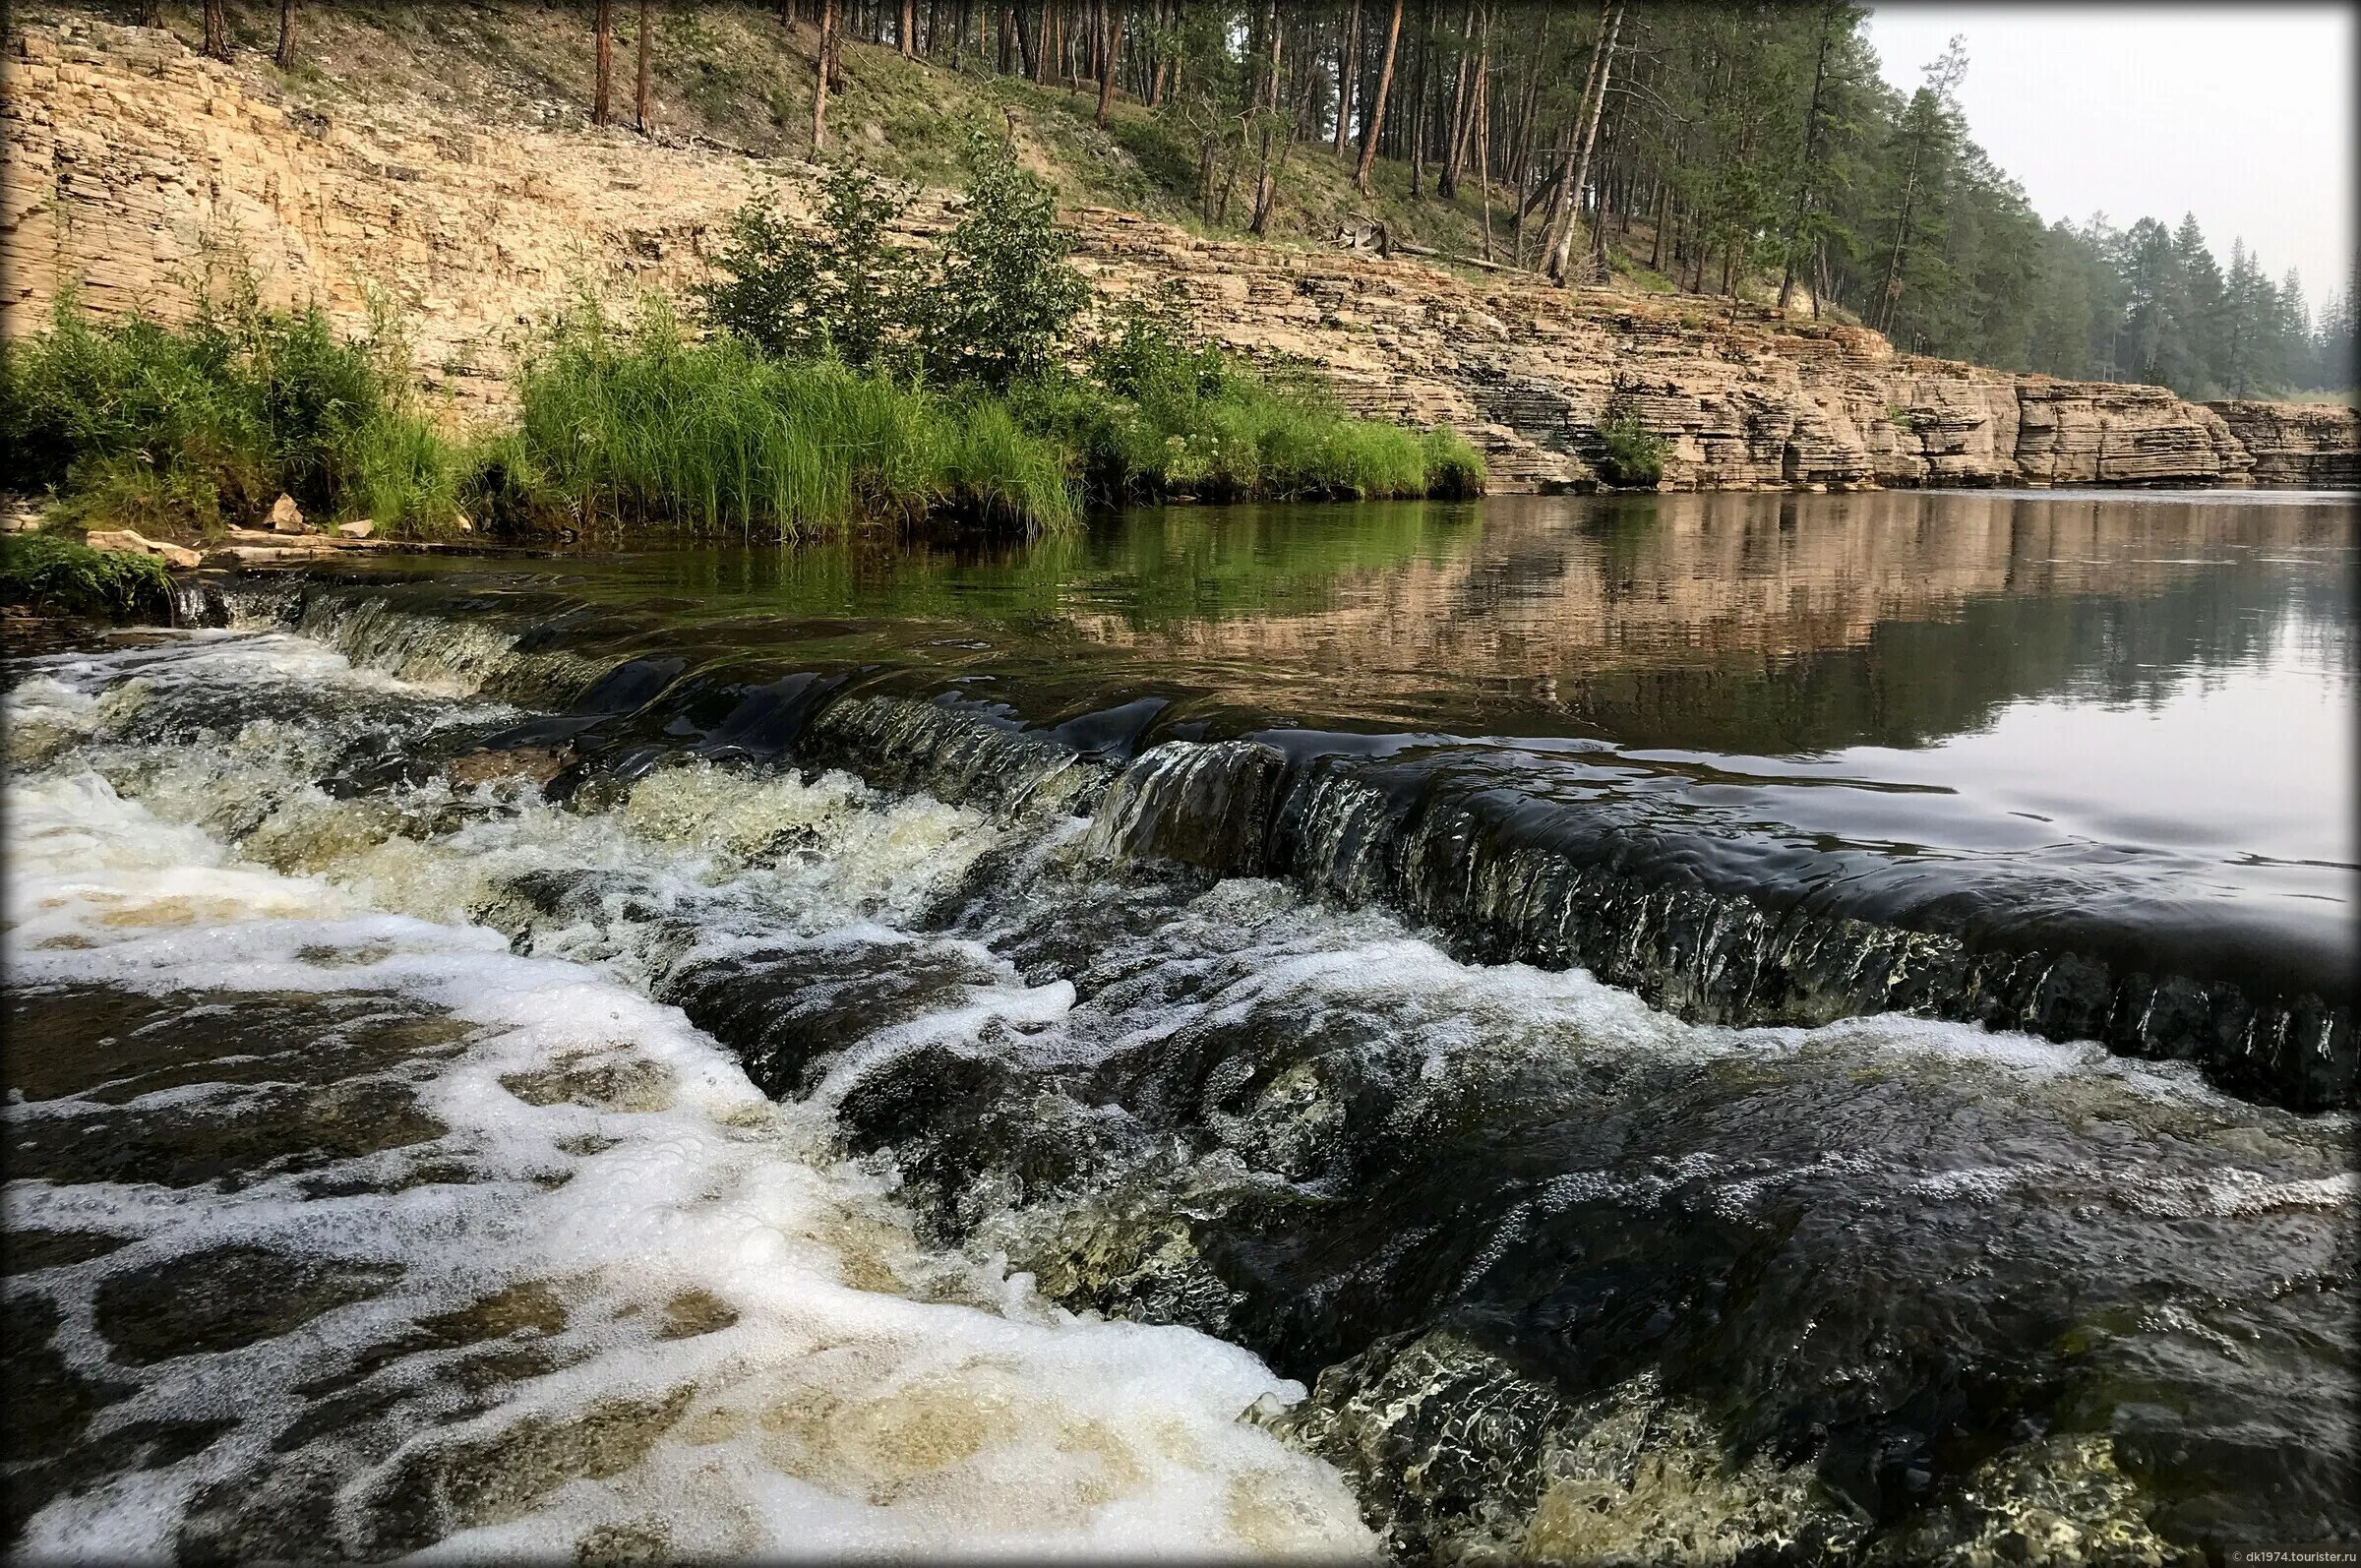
<box><xmin>4</xmin><ymin>17</ymin><xmax>2352</xmax><ymax>492</ymax></box>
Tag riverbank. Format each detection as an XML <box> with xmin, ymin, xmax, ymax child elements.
<box><xmin>5</xmin><ymin>13</ymin><xmax>2354</xmax><ymax>495</ymax></box>
<box><xmin>0</xmin><ymin>263</ymin><xmax>1485</xmax><ymax>547</ymax></box>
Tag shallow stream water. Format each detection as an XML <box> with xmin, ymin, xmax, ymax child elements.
<box><xmin>4</xmin><ymin>489</ymin><xmax>2355</xmax><ymax>1562</ymax></box>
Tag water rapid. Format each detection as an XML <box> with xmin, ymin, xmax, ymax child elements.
<box><xmin>5</xmin><ymin>584</ymin><xmax>2354</xmax><ymax>1561</ymax></box>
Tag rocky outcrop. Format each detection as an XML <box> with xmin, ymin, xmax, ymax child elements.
<box><xmin>4</xmin><ymin>17</ymin><xmax>2352</xmax><ymax>492</ymax></box>
<box><xmin>1074</xmin><ymin>213</ymin><xmax>2313</xmax><ymax>491</ymax></box>
<box><xmin>84</xmin><ymin>528</ymin><xmax>202</xmax><ymax>569</ymax></box>
<box><xmin>2207</xmin><ymin>400</ymin><xmax>2361</xmax><ymax>488</ymax></box>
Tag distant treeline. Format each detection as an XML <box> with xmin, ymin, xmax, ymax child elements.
<box><xmin>188</xmin><ymin>1</ymin><xmax>2354</xmax><ymax>395</ymax></box>
<box><xmin>707</xmin><ymin>0</ymin><xmax>2356</xmax><ymax>395</ymax></box>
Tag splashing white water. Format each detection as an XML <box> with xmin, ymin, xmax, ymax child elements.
<box><xmin>4</xmin><ymin>668</ymin><xmax>1376</xmax><ymax>1559</ymax></box>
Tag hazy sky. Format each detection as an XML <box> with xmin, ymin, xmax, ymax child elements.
<box><xmin>1864</xmin><ymin>4</ymin><xmax>2355</xmax><ymax>305</ymax></box>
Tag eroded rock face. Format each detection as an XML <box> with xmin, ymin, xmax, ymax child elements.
<box><xmin>3</xmin><ymin>18</ymin><xmax>2351</xmax><ymax>493</ymax></box>
<box><xmin>2208</xmin><ymin>400</ymin><xmax>2361</xmax><ymax>488</ymax></box>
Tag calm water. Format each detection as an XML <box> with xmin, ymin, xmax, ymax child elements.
<box><xmin>5</xmin><ymin>489</ymin><xmax>2355</xmax><ymax>1561</ymax></box>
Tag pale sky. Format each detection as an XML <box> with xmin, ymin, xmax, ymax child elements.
<box><xmin>1865</xmin><ymin>4</ymin><xmax>2356</xmax><ymax>308</ymax></box>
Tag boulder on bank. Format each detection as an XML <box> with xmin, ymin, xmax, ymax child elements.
<box><xmin>268</xmin><ymin>494</ymin><xmax>307</xmax><ymax>534</ymax></box>
<box><xmin>336</xmin><ymin>519</ymin><xmax>376</xmax><ymax>539</ymax></box>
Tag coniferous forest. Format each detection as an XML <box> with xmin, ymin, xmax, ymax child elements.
<box><xmin>677</xmin><ymin>0</ymin><xmax>2354</xmax><ymax>396</ymax></box>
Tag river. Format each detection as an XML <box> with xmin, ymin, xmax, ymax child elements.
<box><xmin>4</xmin><ymin>488</ymin><xmax>2354</xmax><ymax>1561</ymax></box>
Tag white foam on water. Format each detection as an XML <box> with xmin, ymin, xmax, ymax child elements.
<box><xmin>4</xmin><ymin>735</ymin><xmax>1376</xmax><ymax>1559</ymax></box>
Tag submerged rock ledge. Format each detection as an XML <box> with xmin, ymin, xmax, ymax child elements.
<box><xmin>264</xmin><ymin>578</ymin><xmax>2358</xmax><ymax>1114</ymax></box>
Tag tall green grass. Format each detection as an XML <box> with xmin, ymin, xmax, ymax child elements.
<box><xmin>0</xmin><ymin>532</ymin><xmax>173</xmax><ymax>620</ymax></box>
<box><xmin>515</xmin><ymin>303</ymin><xmax>1076</xmax><ymax>535</ymax></box>
<box><xmin>2</xmin><ymin>280</ymin><xmax>1485</xmax><ymax>544</ymax></box>
<box><xmin>1015</xmin><ymin>299</ymin><xmax>1486</xmax><ymax>504</ymax></box>
<box><xmin>0</xmin><ymin>286</ymin><xmax>472</xmax><ymax>536</ymax></box>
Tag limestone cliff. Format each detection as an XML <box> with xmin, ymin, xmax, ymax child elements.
<box><xmin>2207</xmin><ymin>400</ymin><xmax>2361</xmax><ymax>489</ymax></box>
<box><xmin>5</xmin><ymin>17</ymin><xmax>2353</xmax><ymax>493</ymax></box>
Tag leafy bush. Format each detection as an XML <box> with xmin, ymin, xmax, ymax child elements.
<box><xmin>0</xmin><ymin>532</ymin><xmax>172</xmax><ymax>621</ymax></box>
<box><xmin>693</xmin><ymin>165</ymin><xmax>1481</xmax><ymax>511</ymax></box>
<box><xmin>0</xmin><ymin>284</ymin><xmax>471</xmax><ymax>536</ymax></box>
<box><xmin>1597</xmin><ymin>407</ymin><xmax>1666</xmax><ymax>487</ymax></box>
<box><xmin>699</xmin><ymin>141</ymin><xmax>1086</xmax><ymax>396</ymax></box>
<box><xmin>697</xmin><ymin>165</ymin><xmax>921</xmax><ymax>370</ymax></box>
<box><xmin>1086</xmin><ymin>285</ymin><xmax>1231</xmax><ymax>401</ymax></box>
<box><xmin>917</xmin><ymin>137</ymin><xmax>1091</xmax><ymax>392</ymax></box>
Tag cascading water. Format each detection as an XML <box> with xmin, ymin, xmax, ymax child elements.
<box><xmin>3</xmin><ymin>638</ymin><xmax>1370</xmax><ymax>1560</ymax></box>
<box><xmin>7</xmin><ymin>492</ymin><xmax>2356</xmax><ymax>1562</ymax></box>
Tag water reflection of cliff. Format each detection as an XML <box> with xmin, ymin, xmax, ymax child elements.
<box><xmin>1063</xmin><ymin>493</ymin><xmax>2355</xmax><ymax>753</ymax></box>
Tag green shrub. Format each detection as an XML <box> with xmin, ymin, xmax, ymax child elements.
<box><xmin>0</xmin><ymin>532</ymin><xmax>172</xmax><ymax>621</ymax></box>
<box><xmin>919</xmin><ymin>137</ymin><xmax>1092</xmax><ymax>392</ymax></box>
<box><xmin>697</xmin><ymin>164</ymin><xmax>922</xmax><ymax>370</ymax></box>
<box><xmin>1597</xmin><ymin>408</ymin><xmax>1666</xmax><ymax>487</ymax></box>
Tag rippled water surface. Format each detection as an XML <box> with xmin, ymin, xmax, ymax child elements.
<box><xmin>4</xmin><ymin>489</ymin><xmax>2355</xmax><ymax>1562</ymax></box>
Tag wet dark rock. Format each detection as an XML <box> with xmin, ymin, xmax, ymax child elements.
<box><xmin>93</xmin><ymin>1244</ymin><xmax>406</xmax><ymax>1365</ymax></box>
<box><xmin>657</xmin><ymin>938</ymin><xmax>1006</xmax><ymax>1100</ymax></box>
<box><xmin>2</xmin><ymin>1297</ymin><xmax>136</xmax><ymax>1468</ymax></box>
<box><xmin>833</xmin><ymin>1041</ymin><xmax>1134</xmax><ymax>1238</ymax></box>
<box><xmin>447</xmin><ymin>742</ymin><xmax>577</xmax><ymax>790</ymax></box>
<box><xmin>2</xmin><ymin>1229</ymin><xmax>133</xmax><ymax>1274</ymax></box>
<box><xmin>351</xmin><ymin>1389</ymin><xmax>694</xmax><ymax>1557</ymax></box>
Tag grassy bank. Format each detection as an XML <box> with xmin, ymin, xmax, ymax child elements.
<box><xmin>1</xmin><ymin>148</ymin><xmax>1482</xmax><ymax>541</ymax></box>
<box><xmin>1018</xmin><ymin>297</ymin><xmax>1484</xmax><ymax>504</ymax></box>
<box><xmin>518</xmin><ymin>305</ymin><xmax>1076</xmax><ymax>534</ymax></box>
<box><xmin>0</xmin><ymin>532</ymin><xmax>174</xmax><ymax>621</ymax></box>
<box><xmin>515</xmin><ymin>302</ymin><xmax>1482</xmax><ymax>534</ymax></box>
<box><xmin>0</xmin><ymin>286</ymin><xmax>474</xmax><ymax>538</ymax></box>
<box><xmin>1</xmin><ymin>297</ymin><xmax>1484</xmax><ymax>541</ymax></box>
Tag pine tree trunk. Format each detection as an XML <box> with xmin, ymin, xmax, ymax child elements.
<box><xmin>1010</xmin><ymin>4</ymin><xmax>1034</xmax><ymax>79</ymax></box>
<box><xmin>1407</xmin><ymin>0</ymin><xmax>1430</xmax><ymax>197</ymax></box>
<box><xmin>635</xmin><ymin>0</ymin><xmax>654</xmax><ymax>133</ymax></box>
<box><xmin>1440</xmin><ymin>0</ymin><xmax>1476</xmax><ymax>197</ymax></box>
<box><xmin>810</xmin><ymin>0</ymin><xmax>835</xmax><ymax>153</ymax></box>
<box><xmin>1546</xmin><ymin>0</ymin><xmax>1619</xmax><ymax>284</ymax></box>
<box><xmin>1778</xmin><ymin>3</ymin><xmax>1834</xmax><ymax>311</ymax></box>
<box><xmin>1588</xmin><ymin>111</ymin><xmax>1615</xmax><ymax>274</ymax></box>
<box><xmin>1095</xmin><ymin>0</ymin><xmax>1118</xmax><ymax>126</ymax></box>
<box><xmin>1475</xmin><ymin>29</ymin><xmax>1493</xmax><ymax>259</ymax></box>
<box><xmin>1249</xmin><ymin>0</ymin><xmax>1285</xmax><ymax>234</ymax></box>
<box><xmin>1878</xmin><ymin>165</ymin><xmax>1920</xmax><ymax>334</ymax></box>
<box><xmin>1352</xmin><ymin>0</ymin><xmax>1401</xmax><ymax>195</ymax></box>
<box><xmin>1535</xmin><ymin>0</ymin><xmax>1606</xmax><ymax>273</ymax></box>
<box><xmin>903</xmin><ymin>0</ymin><xmax>918</xmax><ymax>56</ymax></box>
<box><xmin>1335</xmin><ymin>0</ymin><xmax>1362</xmax><ymax>153</ymax></box>
<box><xmin>274</xmin><ymin>0</ymin><xmax>298</xmax><ymax>69</ymax></box>
<box><xmin>204</xmin><ymin>0</ymin><xmax>230</xmax><ymax>59</ymax></box>
<box><xmin>593</xmin><ymin>0</ymin><xmax>613</xmax><ymax>124</ymax></box>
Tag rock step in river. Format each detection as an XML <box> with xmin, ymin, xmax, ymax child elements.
<box><xmin>4</xmin><ymin>489</ymin><xmax>2354</xmax><ymax>1561</ymax></box>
